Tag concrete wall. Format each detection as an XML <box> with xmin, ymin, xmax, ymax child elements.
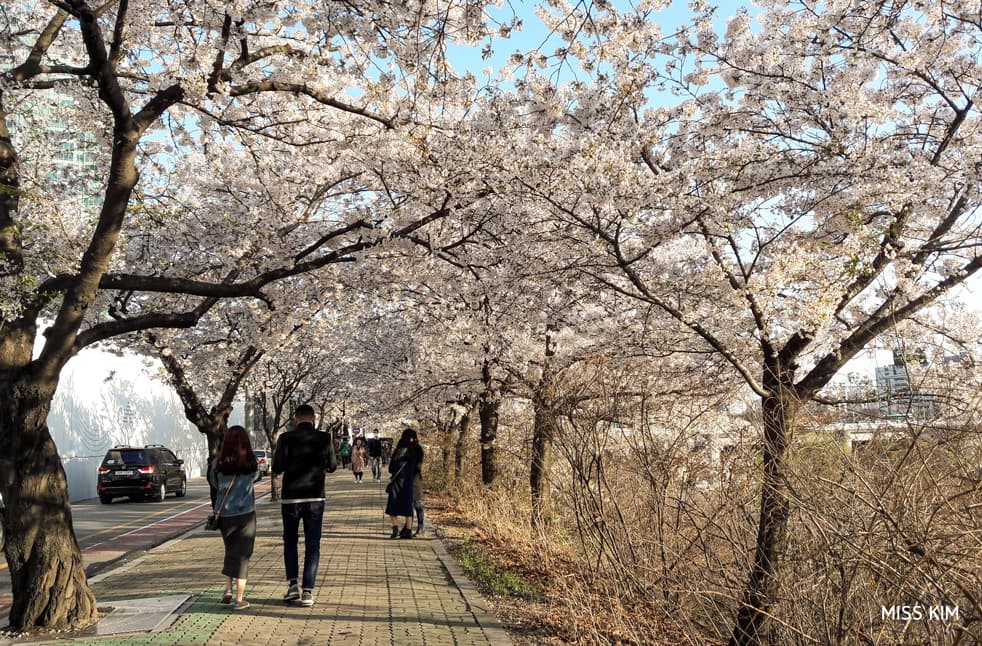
<box><xmin>48</xmin><ymin>349</ymin><xmax>244</xmax><ymax>502</ymax></box>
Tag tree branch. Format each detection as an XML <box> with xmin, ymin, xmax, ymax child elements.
<box><xmin>214</xmin><ymin>345</ymin><xmax>263</xmax><ymax>416</ymax></box>
<box><xmin>207</xmin><ymin>13</ymin><xmax>233</xmax><ymax>94</ymax></box>
<box><xmin>146</xmin><ymin>332</ymin><xmax>210</xmax><ymax>429</ymax></box>
<box><xmin>75</xmin><ymin>296</ymin><xmax>220</xmax><ymax>349</ymax></box>
<box><xmin>108</xmin><ymin>0</ymin><xmax>128</xmax><ymax>68</ymax></box>
<box><xmin>293</xmin><ymin>219</ymin><xmax>372</xmax><ymax>263</ymax></box>
<box><xmin>63</xmin><ymin>0</ymin><xmax>130</xmax><ymax>121</ymax></box>
<box><xmin>4</xmin><ymin>8</ymin><xmax>70</xmax><ymax>82</ymax></box>
<box><xmin>228</xmin><ymin>80</ymin><xmax>394</xmax><ymax>129</ymax></box>
<box><xmin>798</xmin><ymin>253</ymin><xmax>982</xmax><ymax>395</ymax></box>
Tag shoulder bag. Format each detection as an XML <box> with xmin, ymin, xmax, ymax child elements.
<box><xmin>385</xmin><ymin>462</ymin><xmax>406</xmax><ymax>495</ymax></box>
<box><xmin>206</xmin><ymin>475</ymin><xmax>237</xmax><ymax>531</ymax></box>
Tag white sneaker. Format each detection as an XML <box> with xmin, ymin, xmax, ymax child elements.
<box><xmin>300</xmin><ymin>590</ymin><xmax>314</xmax><ymax>607</ymax></box>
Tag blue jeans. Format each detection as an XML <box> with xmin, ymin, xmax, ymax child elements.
<box><xmin>281</xmin><ymin>501</ymin><xmax>324</xmax><ymax>590</ymax></box>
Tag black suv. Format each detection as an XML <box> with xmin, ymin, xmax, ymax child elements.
<box><xmin>97</xmin><ymin>445</ymin><xmax>187</xmax><ymax>504</ymax></box>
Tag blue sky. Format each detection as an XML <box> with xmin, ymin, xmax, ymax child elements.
<box><xmin>446</xmin><ymin>1</ymin><xmax>754</xmax><ymax>81</ymax></box>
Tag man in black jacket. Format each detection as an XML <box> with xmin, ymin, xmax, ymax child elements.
<box><xmin>272</xmin><ymin>404</ymin><xmax>337</xmax><ymax>607</ymax></box>
<box><xmin>367</xmin><ymin>434</ymin><xmax>383</xmax><ymax>481</ymax></box>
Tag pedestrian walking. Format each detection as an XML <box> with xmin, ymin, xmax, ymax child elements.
<box><xmin>385</xmin><ymin>428</ymin><xmax>423</xmax><ymax>539</ymax></box>
<box><xmin>412</xmin><ymin>459</ymin><xmax>425</xmax><ymax>537</ymax></box>
<box><xmin>339</xmin><ymin>437</ymin><xmax>351</xmax><ymax>469</ymax></box>
<box><xmin>368</xmin><ymin>434</ymin><xmax>384</xmax><ymax>481</ymax></box>
<box><xmin>271</xmin><ymin>404</ymin><xmax>338</xmax><ymax>607</ymax></box>
<box><xmin>350</xmin><ymin>437</ymin><xmax>367</xmax><ymax>482</ymax></box>
<box><xmin>208</xmin><ymin>425</ymin><xmax>258</xmax><ymax>611</ymax></box>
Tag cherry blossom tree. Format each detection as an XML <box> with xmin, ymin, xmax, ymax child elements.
<box><xmin>496</xmin><ymin>1</ymin><xmax>982</xmax><ymax>642</ymax></box>
<box><xmin>245</xmin><ymin>310</ymin><xmax>351</xmax><ymax>498</ymax></box>
<box><xmin>331</xmin><ymin>185</ymin><xmax>657</xmax><ymax>529</ymax></box>
<box><xmin>0</xmin><ymin>0</ymin><xmax>501</xmax><ymax>632</ymax></box>
<box><xmin>250</xmin><ymin>341</ymin><xmax>345</xmax><ymax>435</ymax></box>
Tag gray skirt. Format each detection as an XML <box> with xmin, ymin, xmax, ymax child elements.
<box><xmin>219</xmin><ymin>511</ymin><xmax>256</xmax><ymax>579</ymax></box>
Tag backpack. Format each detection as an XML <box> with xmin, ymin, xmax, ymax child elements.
<box><xmin>326</xmin><ymin>435</ymin><xmax>338</xmax><ymax>473</ymax></box>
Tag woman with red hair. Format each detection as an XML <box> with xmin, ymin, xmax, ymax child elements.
<box><xmin>208</xmin><ymin>425</ymin><xmax>259</xmax><ymax>610</ymax></box>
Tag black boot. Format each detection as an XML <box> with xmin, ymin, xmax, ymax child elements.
<box><xmin>390</xmin><ymin>526</ymin><xmax>399</xmax><ymax>539</ymax></box>
<box><xmin>399</xmin><ymin>526</ymin><xmax>413</xmax><ymax>539</ymax></box>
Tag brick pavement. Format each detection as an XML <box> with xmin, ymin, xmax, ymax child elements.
<box><xmin>28</xmin><ymin>471</ymin><xmax>512</xmax><ymax>646</ymax></box>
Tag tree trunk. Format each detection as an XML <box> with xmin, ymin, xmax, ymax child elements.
<box><xmin>439</xmin><ymin>418</ymin><xmax>453</xmax><ymax>480</ymax></box>
<box><xmin>730</xmin><ymin>367</ymin><xmax>798</xmax><ymax>646</ymax></box>
<box><xmin>478</xmin><ymin>335</ymin><xmax>499</xmax><ymax>486</ymax></box>
<box><xmin>529</xmin><ymin>364</ymin><xmax>557</xmax><ymax>530</ymax></box>
<box><xmin>152</xmin><ymin>342</ymin><xmax>258</xmax><ymax>503</ymax></box>
<box><xmin>203</xmin><ymin>421</ymin><xmax>223</xmax><ymax>506</ymax></box>
<box><xmin>453</xmin><ymin>402</ymin><xmax>476</xmax><ymax>486</ymax></box>
<box><xmin>270</xmin><ymin>470</ymin><xmax>280</xmax><ymax>501</ymax></box>
<box><xmin>479</xmin><ymin>395</ymin><xmax>499</xmax><ymax>486</ymax></box>
<box><xmin>253</xmin><ymin>391</ymin><xmax>283</xmax><ymax>501</ymax></box>
<box><xmin>529</xmin><ymin>406</ymin><xmax>557</xmax><ymax>529</ymax></box>
<box><xmin>0</xmin><ymin>381</ymin><xmax>98</xmax><ymax>632</ymax></box>
<box><xmin>0</xmin><ymin>119</ymin><xmax>24</xmax><ymax>276</ymax></box>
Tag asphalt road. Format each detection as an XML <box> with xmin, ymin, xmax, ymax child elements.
<box><xmin>0</xmin><ymin>475</ymin><xmax>272</xmax><ymax>619</ymax></box>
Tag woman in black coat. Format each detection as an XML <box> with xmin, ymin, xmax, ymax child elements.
<box><xmin>385</xmin><ymin>428</ymin><xmax>423</xmax><ymax>539</ymax></box>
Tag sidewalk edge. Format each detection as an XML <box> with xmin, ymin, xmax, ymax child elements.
<box><xmin>430</xmin><ymin>534</ymin><xmax>514</xmax><ymax>646</ymax></box>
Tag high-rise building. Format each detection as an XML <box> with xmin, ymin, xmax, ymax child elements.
<box><xmin>875</xmin><ymin>362</ymin><xmax>910</xmax><ymax>397</ymax></box>
<box><xmin>3</xmin><ymin>5</ymin><xmax>103</xmax><ymax>213</ymax></box>
<box><xmin>875</xmin><ymin>350</ymin><xmax>937</xmax><ymax>420</ymax></box>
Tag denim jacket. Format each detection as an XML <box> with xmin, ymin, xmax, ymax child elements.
<box><xmin>209</xmin><ymin>467</ymin><xmax>256</xmax><ymax>517</ymax></box>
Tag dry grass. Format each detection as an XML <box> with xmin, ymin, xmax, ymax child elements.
<box><xmin>428</xmin><ymin>489</ymin><xmax>698</xmax><ymax>645</ymax></box>
<box><xmin>427</xmin><ymin>425</ymin><xmax>982</xmax><ymax>645</ymax></box>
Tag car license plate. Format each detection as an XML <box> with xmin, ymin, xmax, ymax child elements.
<box><xmin>115</xmin><ymin>470</ymin><xmax>134</xmax><ymax>476</ymax></box>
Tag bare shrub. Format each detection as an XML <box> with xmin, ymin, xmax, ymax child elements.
<box><xmin>541</xmin><ymin>362</ymin><xmax>756</xmax><ymax>643</ymax></box>
<box><xmin>441</xmin><ymin>336</ymin><xmax>981</xmax><ymax>644</ymax></box>
<box><xmin>775</xmin><ymin>419</ymin><xmax>982</xmax><ymax>645</ymax></box>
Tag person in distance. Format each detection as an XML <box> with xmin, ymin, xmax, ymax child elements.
<box><xmin>385</xmin><ymin>428</ymin><xmax>423</xmax><ymax>539</ymax></box>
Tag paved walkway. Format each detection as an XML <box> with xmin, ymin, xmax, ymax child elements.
<box><xmin>24</xmin><ymin>472</ymin><xmax>511</xmax><ymax>646</ymax></box>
